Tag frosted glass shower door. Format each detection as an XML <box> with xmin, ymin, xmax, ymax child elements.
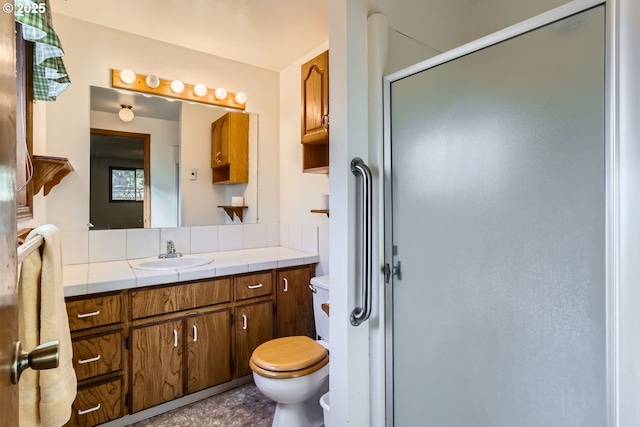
<box><xmin>387</xmin><ymin>5</ymin><xmax>605</xmax><ymax>427</ymax></box>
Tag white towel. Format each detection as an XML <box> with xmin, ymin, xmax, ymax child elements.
<box><xmin>19</xmin><ymin>225</ymin><xmax>77</xmax><ymax>427</ymax></box>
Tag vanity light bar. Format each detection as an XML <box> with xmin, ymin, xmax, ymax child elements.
<box><xmin>111</xmin><ymin>69</ymin><xmax>246</xmax><ymax>111</ymax></box>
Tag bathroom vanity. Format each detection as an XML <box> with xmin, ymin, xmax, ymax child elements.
<box><xmin>62</xmin><ymin>248</ymin><xmax>317</xmax><ymax>427</ymax></box>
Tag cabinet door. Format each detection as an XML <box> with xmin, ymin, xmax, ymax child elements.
<box><xmin>211</xmin><ymin>114</ymin><xmax>229</xmax><ymax>167</ymax></box>
<box><xmin>301</xmin><ymin>50</ymin><xmax>329</xmax><ymax>144</ymax></box>
<box><xmin>187</xmin><ymin>309</ymin><xmax>232</xmax><ymax>394</ymax></box>
<box><xmin>276</xmin><ymin>266</ymin><xmax>315</xmax><ymax>338</ymax></box>
<box><xmin>235</xmin><ymin>301</ymin><xmax>274</xmax><ymax>377</ymax></box>
<box><xmin>131</xmin><ymin>320</ymin><xmax>183</xmax><ymax>412</ymax></box>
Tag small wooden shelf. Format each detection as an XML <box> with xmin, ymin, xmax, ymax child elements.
<box><xmin>32</xmin><ymin>155</ymin><xmax>74</xmax><ymax>196</ymax></box>
<box><xmin>310</xmin><ymin>209</ymin><xmax>329</xmax><ymax>217</ymax></box>
<box><xmin>218</xmin><ymin>205</ymin><xmax>248</xmax><ymax>222</ymax></box>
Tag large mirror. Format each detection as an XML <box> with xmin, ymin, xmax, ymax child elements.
<box><xmin>88</xmin><ymin>86</ymin><xmax>258</xmax><ymax>230</ymax></box>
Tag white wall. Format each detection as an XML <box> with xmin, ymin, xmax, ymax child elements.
<box><xmin>279</xmin><ymin>42</ymin><xmax>330</xmax><ymax>275</ymax></box>
<box><xmin>470</xmin><ymin>0</ymin><xmax>572</xmax><ymax>39</ymax></box>
<box><xmin>42</xmin><ymin>14</ymin><xmax>279</xmax><ymax>232</ymax></box>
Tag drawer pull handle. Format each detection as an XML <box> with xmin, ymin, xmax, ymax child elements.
<box><xmin>78</xmin><ymin>404</ymin><xmax>101</xmax><ymax>415</ymax></box>
<box><xmin>242</xmin><ymin>314</ymin><xmax>248</xmax><ymax>330</ymax></box>
<box><xmin>283</xmin><ymin>278</ymin><xmax>288</xmax><ymax>292</ymax></box>
<box><xmin>247</xmin><ymin>284</ymin><xmax>263</xmax><ymax>289</ymax></box>
<box><xmin>78</xmin><ymin>355</ymin><xmax>101</xmax><ymax>365</ymax></box>
<box><xmin>173</xmin><ymin>330</ymin><xmax>178</xmax><ymax>347</ymax></box>
<box><xmin>192</xmin><ymin>325</ymin><xmax>198</xmax><ymax>342</ymax></box>
<box><xmin>77</xmin><ymin>310</ymin><xmax>100</xmax><ymax>319</ymax></box>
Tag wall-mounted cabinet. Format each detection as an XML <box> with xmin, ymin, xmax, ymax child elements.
<box><xmin>211</xmin><ymin>112</ymin><xmax>249</xmax><ymax>184</ymax></box>
<box><xmin>301</xmin><ymin>50</ymin><xmax>329</xmax><ymax>173</ymax></box>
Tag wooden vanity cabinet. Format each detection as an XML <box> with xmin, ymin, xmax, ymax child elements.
<box><xmin>129</xmin><ymin>279</ymin><xmax>232</xmax><ymax>412</ymax></box>
<box><xmin>130</xmin><ymin>319</ymin><xmax>184</xmax><ymax>412</ymax></box>
<box><xmin>301</xmin><ymin>50</ymin><xmax>329</xmax><ymax>173</ymax></box>
<box><xmin>232</xmin><ymin>271</ymin><xmax>275</xmax><ymax>377</ymax></box>
<box><xmin>64</xmin><ymin>292</ymin><xmax>125</xmax><ymax>427</ymax></box>
<box><xmin>276</xmin><ymin>265</ymin><xmax>315</xmax><ymax>339</ymax></box>
<box><xmin>211</xmin><ymin>111</ymin><xmax>249</xmax><ymax>184</ymax></box>
<box><xmin>186</xmin><ymin>309</ymin><xmax>232</xmax><ymax>394</ymax></box>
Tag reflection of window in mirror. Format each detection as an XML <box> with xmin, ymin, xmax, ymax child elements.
<box><xmin>16</xmin><ymin>22</ymin><xmax>34</xmax><ymax>220</ymax></box>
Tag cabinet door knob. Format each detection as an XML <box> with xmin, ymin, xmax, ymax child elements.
<box><xmin>242</xmin><ymin>314</ymin><xmax>248</xmax><ymax>330</ymax></box>
<box><xmin>283</xmin><ymin>278</ymin><xmax>288</xmax><ymax>292</ymax></box>
<box><xmin>192</xmin><ymin>325</ymin><xmax>198</xmax><ymax>342</ymax></box>
<box><xmin>215</xmin><ymin>151</ymin><xmax>222</xmax><ymax>163</ymax></box>
<box><xmin>173</xmin><ymin>330</ymin><xmax>178</xmax><ymax>347</ymax></box>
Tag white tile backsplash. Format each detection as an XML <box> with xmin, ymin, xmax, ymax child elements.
<box><xmin>266</xmin><ymin>223</ymin><xmax>280</xmax><ymax>247</ymax></box>
<box><xmin>88</xmin><ymin>230</ymin><xmax>126</xmax><ymax>263</ymax></box>
<box><xmin>190</xmin><ymin>226</ymin><xmax>219</xmax><ymax>253</ymax></box>
<box><xmin>160</xmin><ymin>227</ymin><xmax>191</xmax><ymax>254</ymax></box>
<box><xmin>243</xmin><ymin>224</ymin><xmax>266</xmax><ymax>249</ymax></box>
<box><xmin>60</xmin><ymin>230</ymin><xmax>89</xmax><ymax>265</ymax></box>
<box><xmin>127</xmin><ymin>228</ymin><xmax>160</xmax><ymax>259</ymax></box>
<box><xmin>288</xmin><ymin>224</ymin><xmax>303</xmax><ymax>251</ymax></box>
<box><xmin>302</xmin><ymin>225</ymin><xmax>319</xmax><ymax>254</ymax></box>
<box><xmin>218</xmin><ymin>225</ymin><xmax>243</xmax><ymax>251</ymax></box>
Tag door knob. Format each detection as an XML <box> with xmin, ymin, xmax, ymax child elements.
<box><xmin>10</xmin><ymin>340</ymin><xmax>60</xmax><ymax>385</ymax></box>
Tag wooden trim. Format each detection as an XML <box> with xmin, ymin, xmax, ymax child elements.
<box><xmin>90</xmin><ymin>128</ymin><xmax>151</xmax><ymax>228</ymax></box>
<box><xmin>16</xmin><ymin>23</ymin><xmax>34</xmax><ymax>221</ymax></box>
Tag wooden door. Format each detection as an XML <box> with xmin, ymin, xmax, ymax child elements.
<box><xmin>0</xmin><ymin>9</ymin><xmax>18</xmax><ymax>425</ymax></box>
<box><xmin>301</xmin><ymin>50</ymin><xmax>329</xmax><ymax>144</ymax></box>
<box><xmin>235</xmin><ymin>301</ymin><xmax>273</xmax><ymax>377</ymax></box>
<box><xmin>186</xmin><ymin>309</ymin><xmax>231</xmax><ymax>394</ymax></box>
<box><xmin>276</xmin><ymin>266</ymin><xmax>314</xmax><ymax>338</ymax></box>
<box><xmin>131</xmin><ymin>320</ymin><xmax>183</xmax><ymax>412</ymax></box>
<box><xmin>211</xmin><ymin>114</ymin><xmax>229</xmax><ymax>167</ymax></box>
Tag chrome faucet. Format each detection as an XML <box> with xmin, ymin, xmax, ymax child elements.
<box><xmin>159</xmin><ymin>240</ymin><xmax>182</xmax><ymax>259</ymax></box>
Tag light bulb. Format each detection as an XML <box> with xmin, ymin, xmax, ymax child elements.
<box><xmin>120</xmin><ymin>69</ymin><xmax>136</xmax><ymax>84</ymax></box>
<box><xmin>146</xmin><ymin>75</ymin><xmax>160</xmax><ymax>89</ymax></box>
<box><xmin>118</xmin><ymin>105</ymin><xmax>134</xmax><ymax>122</ymax></box>
<box><xmin>234</xmin><ymin>92</ymin><xmax>247</xmax><ymax>104</ymax></box>
<box><xmin>214</xmin><ymin>87</ymin><xmax>227</xmax><ymax>100</ymax></box>
<box><xmin>194</xmin><ymin>84</ymin><xmax>208</xmax><ymax>97</ymax></box>
<box><xmin>171</xmin><ymin>80</ymin><xmax>184</xmax><ymax>94</ymax></box>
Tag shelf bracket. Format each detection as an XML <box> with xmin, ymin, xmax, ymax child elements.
<box><xmin>218</xmin><ymin>205</ymin><xmax>248</xmax><ymax>222</ymax></box>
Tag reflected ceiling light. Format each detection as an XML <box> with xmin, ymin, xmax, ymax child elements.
<box><xmin>120</xmin><ymin>69</ymin><xmax>136</xmax><ymax>84</ymax></box>
<box><xmin>146</xmin><ymin>74</ymin><xmax>160</xmax><ymax>89</ymax></box>
<box><xmin>170</xmin><ymin>80</ymin><xmax>184</xmax><ymax>94</ymax></box>
<box><xmin>118</xmin><ymin>105</ymin><xmax>134</xmax><ymax>122</ymax></box>
<box><xmin>234</xmin><ymin>92</ymin><xmax>247</xmax><ymax>104</ymax></box>
<box><xmin>214</xmin><ymin>87</ymin><xmax>227</xmax><ymax>100</ymax></box>
<box><xmin>194</xmin><ymin>83</ymin><xmax>208</xmax><ymax>97</ymax></box>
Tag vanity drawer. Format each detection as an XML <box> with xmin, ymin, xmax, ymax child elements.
<box><xmin>131</xmin><ymin>278</ymin><xmax>231</xmax><ymax>319</ymax></box>
<box><xmin>66</xmin><ymin>379</ymin><xmax>122</xmax><ymax>427</ymax></box>
<box><xmin>72</xmin><ymin>331</ymin><xmax>123</xmax><ymax>381</ymax></box>
<box><xmin>66</xmin><ymin>294</ymin><xmax>121</xmax><ymax>331</ymax></box>
<box><xmin>234</xmin><ymin>272</ymin><xmax>273</xmax><ymax>301</ymax></box>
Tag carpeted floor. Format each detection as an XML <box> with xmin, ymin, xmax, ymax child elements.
<box><xmin>128</xmin><ymin>383</ymin><xmax>275</xmax><ymax>427</ymax></box>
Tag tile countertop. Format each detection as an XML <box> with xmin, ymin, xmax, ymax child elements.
<box><xmin>63</xmin><ymin>247</ymin><xmax>320</xmax><ymax>298</ymax></box>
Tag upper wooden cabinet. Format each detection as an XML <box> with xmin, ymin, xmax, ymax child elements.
<box><xmin>301</xmin><ymin>50</ymin><xmax>329</xmax><ymax>173</ymax></box>
<box><xmin>211</xmin><ymin>112</ymin><xmax>249</xmax><ymax>184</ymax></box>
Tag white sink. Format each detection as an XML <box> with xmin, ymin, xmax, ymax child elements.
<box><xmin>131</xmin><ymin>256</ymin><xmax>212</xmax><ymax>271</ymax></box>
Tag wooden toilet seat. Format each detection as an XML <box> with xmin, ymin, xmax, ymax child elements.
<box><xmin>250</xmin><ymin>336</ymin><xmax>329</xmax><ymax>379</ymax></box>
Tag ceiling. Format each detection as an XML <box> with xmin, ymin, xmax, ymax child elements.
<box><xmin>50</xmin><ymin>0</ymin><xmax>329</xmax><ymax>71</ymax></box>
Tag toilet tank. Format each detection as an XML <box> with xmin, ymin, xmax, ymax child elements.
<box><xmin>311</xmin><ymin>275</ymin><xmax>330</xmax><ymax>343</ymax></box>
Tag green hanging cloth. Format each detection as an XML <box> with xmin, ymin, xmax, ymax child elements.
<box><xmin>15</xmin><ymin>0</ymin><xmax>70</xmax><ymax>101</ymax></box>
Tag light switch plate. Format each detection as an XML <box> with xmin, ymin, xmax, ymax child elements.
<box><xmin>189</xmin><ymin>169</ymin><xmax>197</xmax><ymax>180</ymax></box>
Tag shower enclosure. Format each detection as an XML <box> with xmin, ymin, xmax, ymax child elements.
<box><xmin>384</xmin><ymin>3</ymin><xmax>607</xmax><ymax>425</ymax></box>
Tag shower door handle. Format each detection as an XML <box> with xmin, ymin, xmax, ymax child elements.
<box><xmin>350</xmin><ymin>157</ymin><xmax>373</xmax><ymax>326</ymax></box>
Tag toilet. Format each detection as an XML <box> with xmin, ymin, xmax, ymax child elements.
<box><xmin>250</xmin><ymin>275</ymin><xmax>330</xmax><ymax>427</ymax></box>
